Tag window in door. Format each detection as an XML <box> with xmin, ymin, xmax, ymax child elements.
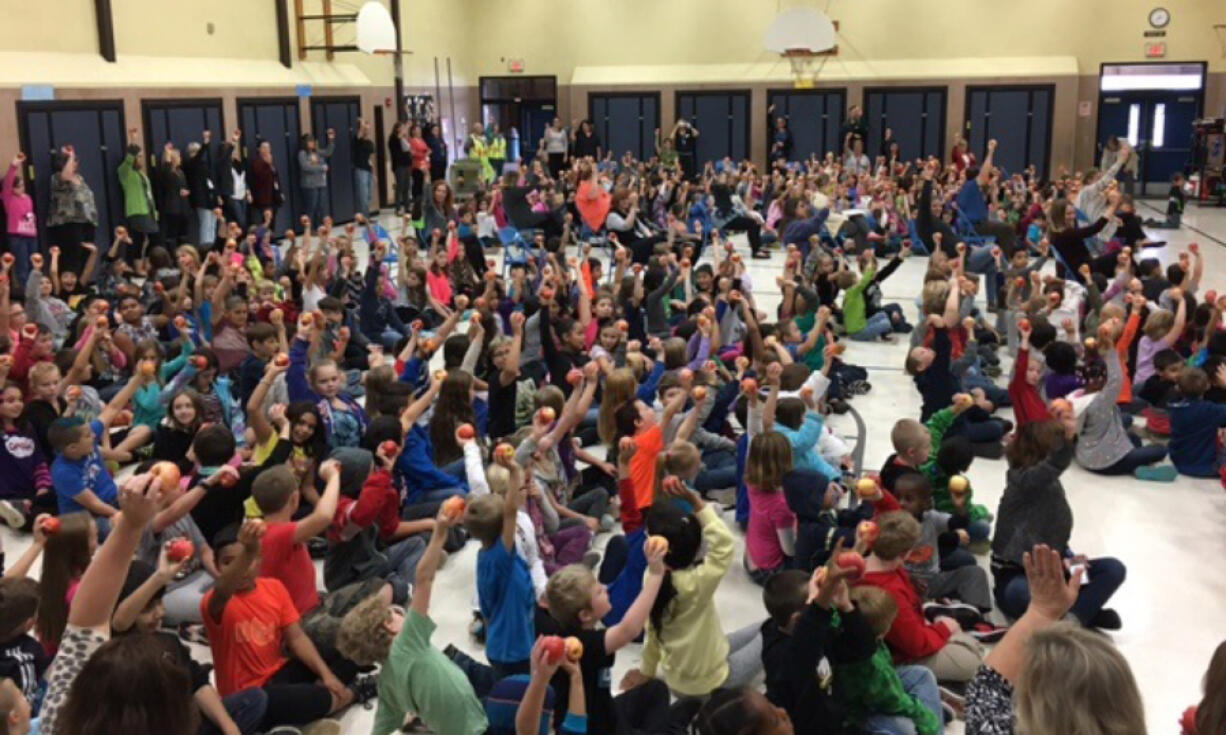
<box><xmin>1151</xmin><ymin>104</ymin><xmax>1166</xmax><ymax>148</ymax></box>
<box><xmin>1126</xmin><ymin>104</ymin><xmax>1140</xmax><ymax>148</ymax></box>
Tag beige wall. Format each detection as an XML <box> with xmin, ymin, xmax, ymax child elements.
<box><xmin>462</xmin><ymin>0</ymin><xmax>1225</xmax><ymax>76</ymax></box>
<box><xmin>0</xmin><ymin>0</ymin><xmax>1220</xmax><ymax>174</ymax></box>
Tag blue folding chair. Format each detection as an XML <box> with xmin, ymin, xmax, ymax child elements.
<box><xmin>948</xmin><ymin>204</ymin><xmax>995</xmax><ymax>247</ymax></box>
<box><xmin>497</xmin><ymin>226</ymin><xmax>531</xmax><ymax>276</ymax></box>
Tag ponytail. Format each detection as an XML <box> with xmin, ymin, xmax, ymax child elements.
<box><xmin>693</xmin><ymin>688</ymin><xmax>769</xmax><ymax>735</ymax></box>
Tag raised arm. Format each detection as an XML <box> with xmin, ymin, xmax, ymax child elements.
<box><xmin>70</xmin><ymin>472</ymin><xmax>161</xmax><ymax>634</ymax></box>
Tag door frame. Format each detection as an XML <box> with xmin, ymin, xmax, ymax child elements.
<box><xmin>673</xmin><ymin>89</ymin><xmax>753</xmax><ymax>162</ymax></box>
<box><xmin>861</xmin><ymin>85</ymin><xmax>948</xmax><ymax>159</ymax></box>
<box><xmin>962</xmin><ymin>84</ymin><xmax>1055</xmax><ymax>178</ymax></box>
<box><xmin>309</xmin><ymin>95</ymin><xmax>362</xmax><ymax>221</ymax></box>
<box><xmin>479</xmin><ymin>75</ymin><xmax>558</xmax><ymax>164</ymax></box>
<box><xmin>236</xmin><ymin>96</ymin><xmax>303</xmax><ymax>227</ymax></box>
<box><xmin>764</xmin><ymin>87</ymin><xmax>848</xmax><ymax>160</ymax></box>
<box><xmin>140</xmin><ymin>97</ymin><xmax>227</xmax><ymax>166</ymax></box>
<box><xmin>1095</xmin><ymin>60</ymin><xmax>1207</xmax><ymax>145</ymax></box>
<box><xmin>587</xmin><ymin>91</ymin><xmax>662</xmax><ymax>161</ymax></box>
<box><xmin>1095</xmin><ymin>61</ymin><xmax>1206</xmax><ymax>195</ymax></box>
<box><xmin>16</xmin><ymin>99</ymin><xmax>128</xmax><ymax>248</ymax></box>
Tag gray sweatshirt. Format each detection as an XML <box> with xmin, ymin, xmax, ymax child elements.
<box><xmin>297</xmin><ymin>141</ymin><xmax>335</xmax><ymax>189</ymax></box>
<box><xmin>1075</xmin><ymin>348</ymin><xmax>1132</xmax><ymax>471</ymax></box>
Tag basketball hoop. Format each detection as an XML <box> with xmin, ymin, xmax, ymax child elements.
<box><xmin>782</xmin><ymin>49</ymin><xmax>818</xmax><ymax>89</ymax></box>
<box><xmin>765</xmin><ymin>7</ymin><xmax>837</xmax><ymax>89</ymax></box>
<box><xmin>356</xmin><ymin>1</ymin><xmax>400</xmax><ymax>55</ymax></box>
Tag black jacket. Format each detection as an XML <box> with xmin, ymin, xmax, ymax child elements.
<box><xmin>183</xmin><ymin>144</ymin><xmax>216</xmax><ymax>209</ymax></box>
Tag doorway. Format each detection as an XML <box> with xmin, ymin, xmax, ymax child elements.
<box><xmin>237</xmin><ymin>97</ymin><xmax>302</xmax><ymax>233</ymax></box>
<box><xmin>310</xmin><ymin>96</ymin><xmax>362</xmax><ymax>221</ymax></box>
<box><xmin>1097</xmin><ymin>62</ymin><xmax>1205</xmax><ymax>195</ymax></box>
<box><xmin>17</xmin><ymin>100</ymin><xmax>127</xmax><ymax>252</ymax></box>
<box><xmin>479</xmin><ymin>76</ymin><xmax>557</xmax><ymax>167</ymax></box>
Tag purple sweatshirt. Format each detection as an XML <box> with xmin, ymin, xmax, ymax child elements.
<box><xmin>1045</xmin><ymin>372</ymin><xmax>1084</xmax><ymax>400</ymax></box>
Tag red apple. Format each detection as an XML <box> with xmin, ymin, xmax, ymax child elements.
<box><xmin>218</xmin><ymin>469</ymin><xmax>238</xmax><ymax>488</ymax></box>
<box><xmin>835</xmin><ymin>551</ymin><xmax>866</xmax><ymax>581</ymax></box>
<box><xmin>566</xmin><ymin>368</ymin><xmax>583</xmax><ymax>386</ymax></box>
<box><xmin>150</xmin><ymin>461</ymin><xmax>181</xmax><ymax>490</ymax></box>
<box><xmin>140</xmin><ymin>360</ymin><xmax>157</xmax><ymax>377</ymax></box>
<box><xmin>495</xmin><ymin>443</ymin><xmax>515</xmax><ymax>461</ymax></box>
<box><xmin>541</xmin><ymin>635</ymin><xmax>566</xmax><ymax>664</ymax></box>
<box><xmin>40</xmin><ymin>516</ymin><xmax>61</xmax><ymax>535</ymax></box>
<box><xmin>191</xmin><ymin>355</ymin><xmax>208</xmax><ymax>370</ymax></box>
<box><xmin>855</xmin><ymin>477</ymin><xmax>878</xmax><ymax>498</ymax></box>
<box><xmin>379</xmin><ymin>439</ymin><xmax>399</xmax><ymax>457</ymax></box>
<box><xmin>692</xmin><ymin>386</ymin><xmax>708</xmax><ymax>401</ymax></box>
<box><xmin>167</xmin><ymin>538</ymin><xmax>195</xmax><ymax>563</ymax></box>
<box><xmin>858</xmin><ymin>521</ymin><xmax>879</xmax><ymax>547</ymax></box>
<box><xmin>740</xmin><ymin>378</ymin><xmax>758</xmax><ymax>394</ymax></box>
<box><xmin>0</xmin><ymin>253</ymin><xmax>13</xmax><ymax>266</ymax></box>
<box><xmin>95</xmin><ymin>315</ymin><xmax>109</xmax><ymax>329</ymax></box>
<box><xmin>456</xmin><ymin>423</ymin><xmax>476</xmax><ymax>440</ymax></box>
<box><xmin>273</xmin><ymin>353</ymin><xmax>290</xmax><ymax>367</ymax></box>
<box><xmin>21</xmin><ymin>323</ymin><xmax>37</xmax><ymax>339</ymax></box>
<box><xmin>174</xmin><ymin>315</ymin><xmax>189</xmax><ymax>329</ymax></box>
<box><xmin>616</xmin><ymin>319</ymin><xmax>629</xmax><ymax>333</ymax></box>
<box><xmin>1017</xmin><ymin>317</ymin><xmax>1031</xmax><ymax>332</ymax></box>
<box><xmin>441</xmin><ymin>495</ymin><xmax>467</xmax><ymax>520</ymax></box>
<box><xmin>537</xmin><ymin>406</ymin><xmax>556</xmax><ymax>424</ymax></box>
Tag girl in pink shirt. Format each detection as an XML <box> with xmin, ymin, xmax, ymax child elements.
<box><xmin>744</xmin><ymin>430</ymin><xmax>797</xmax><ymax>585</ymax></box>
<box><xmin>2</xmin><ymin>155</ymin><xmax>38</xmax><ymax>282</ymax></box>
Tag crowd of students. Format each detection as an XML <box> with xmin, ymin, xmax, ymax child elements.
<box><xmin>0</xmin><ymin>106</ymin><xmax>1220</xmax><ymax>735</ymax></box>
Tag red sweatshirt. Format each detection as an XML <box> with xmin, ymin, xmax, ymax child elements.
<box><xmin>328</xmin><ymin>468</ymin><xmax>401</xmax><ymax>542</ymax></box>
<box><xmin>857</xmin><ymin>566</ymin><xmax>951</xmax><ymax>661</ymax></box>
<box><xmin>1009</xmin><ymin>347</ymin><xmax>1049</xmax><ymax>427</ymax></box>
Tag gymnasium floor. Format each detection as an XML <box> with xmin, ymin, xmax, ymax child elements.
<box><xmin>10</xmin><ymin>197</ymin><xmax>1226</xmax><ymax>733</ymax></box>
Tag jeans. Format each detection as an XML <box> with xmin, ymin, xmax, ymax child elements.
<box><xmin>1097</xmin><ymin>441</ymin><xmax>1168</xmax><ymax>475</ymax></box>
<box><xmin>354</xmin><ymin>168</ymin><xmax>373</xmax><ymax>215</ymax></box>
<box><xmin>850</xmin><ymin>311</ymin><xmax>894</xmax><ymax>341</ymax></box>
<box><xmin>995</xmin><ymin>556</ymin><xmax>1126</xmax><ymax>626</ymax></box>
<box><xmin>393</xmin><ymin>166</ymin><xmax>411</xmax><ymax>211</ymax></box>
<box><xmin>695</xmin><ymin>448</ymin><xmax>739</xmax><ymax>493</ymax></box>
<box><xmin>8</xmin><ymin>235</ymin><xmax>36</xmax><ymax>284</ymax></box>
<box><xmin>195</xmin><ymin>207</ymin><xmax>217</xmax><ymax>247</ymax></box>
<box><xmin>224</xmin><ymin>198</ymin><xmax>248</xmax><ymax>230</ymax></box>
<box><xmin>863</xmin><ymin>665</ymin><xmax>942</xmax><ymax>735</ymax></box>
<box><xmin>385</xmin><ymin>535</ymin><xmax>428</xmax><ymax>601</ymax></box>
<box><xmin>722</xmin><ymin>622</ymin><xmax>764</xmax><ymax>691</ymax></box>
<box><xmin>199</xmin><ymin>688</ymin><xmax>268</xmax><ymax>735</ymax></box>
<box><xmin>964</xmin><ymin>243</ymin><xmax>1000</xmax><ymax>307</ymax></box>
<box><xmin>302</xmin><ymin>187</ymin><xmax>327</xmax><ymax>227</ymax></box>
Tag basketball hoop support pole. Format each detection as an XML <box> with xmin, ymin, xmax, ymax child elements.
<box><xmin>390</xmin><ymin>0</ymin><xmax>405</xmax><ymax>122</ymax></box>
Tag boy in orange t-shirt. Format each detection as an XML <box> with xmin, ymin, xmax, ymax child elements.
<box><xmin>203</xmin><ymin>519</ymin><xmax>358</xmax><ymax>730</ymax></box>
<box><xmin>613</xmin><ymin>389</ymin><xmax>688</xmax><ymax>532</ymax></box>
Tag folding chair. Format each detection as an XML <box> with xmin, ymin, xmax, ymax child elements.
<box><xmin>948</xmin><ymin>203</ymin><xmax>995</xmax><ymax>247</ymax></box>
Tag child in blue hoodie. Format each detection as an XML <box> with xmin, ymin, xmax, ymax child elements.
<box><xmin>1169</xmin><ymin>366</ymin><xmax>1226</xmax><ymax>479</ymax></box>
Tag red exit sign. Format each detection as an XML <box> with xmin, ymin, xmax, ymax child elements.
<box><xmin>1145</xmin><ymin>42</ymin><xmax>1166</xmax><ymax>58</ymax></box>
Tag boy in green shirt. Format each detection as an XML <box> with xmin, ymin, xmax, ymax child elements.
<box><xmin>337</xmin><ymin>509</ymin><xmax>488</xmax><ymax>735</ymax></box>
<box><xmin>836</xmin><ymin>586</ymin><xmax>944</xmax><ymax>734</ymax></box>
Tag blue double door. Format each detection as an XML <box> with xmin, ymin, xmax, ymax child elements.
<box><xmin>964</xmin><ymin>85</ymin><xmax>1055</xmax><ymax>180</ymax></box>
<box><xmin>1098</xmin><ymin>91</ymin><xmax>1200</xmax><ymax>193</ymax></box>
<box><xmin>766</xmin><ymin>89</ymin><xmax>845</xmax><ymax>162</ymax></box>
<box><xmin>17</xmin><ymin>101</ymin><xmax>127</xmax><ymax>251</ymax></box>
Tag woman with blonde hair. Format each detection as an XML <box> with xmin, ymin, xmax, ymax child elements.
<box><xmin>965</xmin><ymin>544</ymin><xmax>1145</xmax><ymax>735</ymax></box>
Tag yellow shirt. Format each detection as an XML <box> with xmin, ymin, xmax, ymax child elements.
<box><xmin>639</xmin><ymin>504</ymin><xmax>735</xmax><ymax>696</ymax></box>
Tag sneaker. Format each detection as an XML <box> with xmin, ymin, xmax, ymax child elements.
<box><xmin>922</xmin><ymin>601</ymin><xmax>982</xmax><ymax>629</ymax></box>
<box><xmin>264</xmin><ymin>728</ymin><xmax>303</xmax><ymax>735</ymax></box>
<box><xmin>349</xmin><ymin>671</ymin><xmax>380</xmax><ymax>709</ymax></box>
<box><xmin>1088</xmin><ymin>608</ymin><xmax>1122</xmax><ymax>631</ymax></box>
<box><xmin>828</xmin><ymin>398</ymin><xmax>850</xmax><ymax>414</ymax></box>
<box><xmin>0</xmin><ymin>500</ymin><xmax>29</xmax><ymax>530</ymax></box>
<box><xmin>177</xmin><ymin>623</ymin><xmax>209</xmax><ymax>646</ymax></box>
<box><xmin>1134</xmin><ymin>465</ymin><xmax>1177</xmax><ymax>482</ymax></box>
<box><xmin>751</xmin><ymin>251</ymin><xmax>771</xmax><ymax>259</ymax></box>
<box><xmin>939</xmin><ymin>685</ymin><xmax>966</xmax><ymax>719</ymax></box>
<box><xmin>301</xmin><ymin>720</ymin><xmax>343</xmax><ymax>735</ymax></box>
<box><xmin>969</xmin><ymin>622</ymin><xmax>1009</xmax><ymax>643</ymax></box>
<box><xmin>468</xmin><ymin>612</ymin><xmax>486</xmax><ymax>643</ymax></box>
